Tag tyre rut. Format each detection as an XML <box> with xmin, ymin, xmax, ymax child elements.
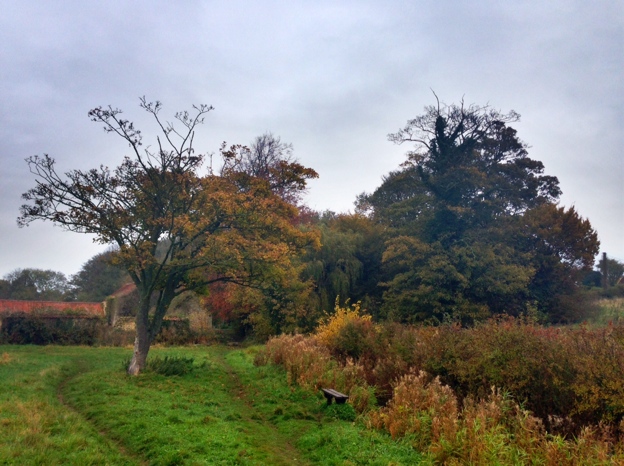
<box><xmin>213</xmin><ymin>348</ymin><xmax>312</xmax><ymax>466</ymax></box>
<box><xmin>56</xmin><ymin>357</ymin><xmax>148</xmax><ymax>466</ymax></box>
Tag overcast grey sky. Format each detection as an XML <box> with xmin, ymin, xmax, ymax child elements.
<box><xmin>1</xmin><ymin>0</ymin><xmax>622</xmax><ymax>278</ymax></box>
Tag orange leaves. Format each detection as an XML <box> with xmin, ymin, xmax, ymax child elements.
<box><xmin>370</xmin><ymin>370</ymin><xmax>459</xmax><ymax>448</ymax></box>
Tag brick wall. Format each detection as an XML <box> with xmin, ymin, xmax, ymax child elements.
<box><xmin>0</xmin><ymin>299</ymin><xmax>105</xmax><ymax>319</ymax></box>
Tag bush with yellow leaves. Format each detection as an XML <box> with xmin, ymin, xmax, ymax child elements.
<box><xmin>314</xmin><ymin>299</ymin><xmax>377</xmax><ymax>360</ymax></box>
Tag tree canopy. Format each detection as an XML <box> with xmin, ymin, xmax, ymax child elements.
<box><xmin>15</xmin><ymin>96</ymin><xmax>604</xmax><ymax>348</ymax></box>
<box><xmin>71</xmin><ymin>248</ymin><xmax>129</xmax><ymax>302</ymax></box>
<box><xmin>0</xmin><ymin>268</ymin><xmax>72</xmax><ymax>301</ymax></box>
<box><xmin>365</xmin><ymin>101</ymin><xmax>561</xmax><ymax>239</ymax></box>
<box><xmin>19</xmin><ymin>98</ymin><xmax>318</xmax><ymax>373</ymax></box>
<box><xmin>359</xmin><ymin>99</ymin><xmax>599</xmax><ymax>323</ymax></box>
<box><xmin>220</xmin><ymin>133</ymin><xmax>318</xmax><ymax>205</ymax></box>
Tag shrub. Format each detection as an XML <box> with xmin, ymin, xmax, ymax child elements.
<box><xmin>122</xmin><ymin>355</ymin><xmax>196</xmax><ymax>376</ymax></box>
<box><xmin>263</xmin><ymin>317</ymin><xmax>624</xmax><ymax>462</ymax></box>
<box><xmin>1</xmin><ymin>314</ymin><xmax>102</xmax><ymax>345</ymax></box>
<box><xmin>430</xmin><ymin>318</ymin><xmax>577</xmax><ymax>427</ymax></box>
<box><xmin>348</xmin><ymin>385</ymin><xmax>377</xmax><ymax>413</ymax></box>
<box><xmin>369</xmin><ymin>370</ymin><xmax>458</xmax><ymax>450</ymax></box>
<box><xmin>445</xmin><ymin>389</ymin><xmax>545</xmax><ymax>464</ymax></box>
<box><xmin>369</xmin><ymin>373</ymin><xmax>621</xmax><ymax>464</ymax></box>
<box><xmin>333</xmin><ymin>319</ymin><xmax>373</xmax><ymax>359</ymax></box>
<box><xmin>259</xmin><ymin>334</ymin><xmax>375</xmax><ymax>413</ymax></box>
<box><xmin>566</xmin><ymin>324</ymin><xmax>624</xmax><ymax>427</ymax></box>
<box><xmin>154</xmin><ymin>319</ymin><xmax>194</xmax><ymax>346</ymax></box>
<box><xmin>364</xmin><ymin>324</ymin><xmax>447</xmax><ymax>403</ymax></box>
<box><xmin>262</xmin><ymin>334</ymin><xmax>333</xmax><ymax>390</ymax></box>
<box><xmin>315</xmin><ymin>300</ymin><xmax>377</xmax><ymax>359</ymax></box>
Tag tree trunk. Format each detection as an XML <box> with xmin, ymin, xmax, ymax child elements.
<box><xmin>127</xmin><ymin>299</ymin><xmax>151</xmax><ymax>375</ymax></box>
<box><xmin>126</xmin><ymin>283</ymin><xmax>177</xmax><ymax>376</ymax></box>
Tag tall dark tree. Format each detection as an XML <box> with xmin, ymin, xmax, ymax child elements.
<box><xmin>518</xmin><ymin>204</ymin><xmax>600</xmax><ymax>320</ymax></box>
<box><xmin>361</xmin><ymin>99</ymin><xmax>597</xmax><ymax>322</ymax></box>
<box><xmin>0</xmin><ymin>279</ymin><xmax>9</xmax><ymax>299</ymax></box>
<box><xmin>19</xmin><ymin>98</ymin><xmax>316</xmax><ymax>374</ymax></box>
<box><xmin>301</xmin><ymin>216</ymin><xmax>364</xmax><ymax>313</ymax></box>
<box><xmin>378</xmin><ymin>99</ymin><xmax>561</xmax><ymax>241</ymax></box>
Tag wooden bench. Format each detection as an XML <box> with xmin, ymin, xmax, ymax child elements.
<box><xmin>321</xmin><ymin>388</ymin><xmax>349</xmax><ymax>405</ymax></box>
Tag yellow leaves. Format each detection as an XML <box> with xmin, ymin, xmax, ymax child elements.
<box><xmin>315</xmin><ymin>298</ymin><xmax>374</xmax><ymax>347</ymax></box>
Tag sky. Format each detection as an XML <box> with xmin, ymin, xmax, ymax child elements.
<box><xmin>1</xmin><ymin>0</ymin><xmax>622</xmax><ymax>278</ymax></box>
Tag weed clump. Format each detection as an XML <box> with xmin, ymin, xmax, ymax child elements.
<box><xmin>147</xmin><ymin>356</ymin><xmax>195</xmax><ymax>376</ymax></box>
<box><xmin>258</xmin><ymin>333</ymin><xmax>376</xmax><ymax>415</ymax></box>
<box><xmin>122</xmin><ymin>355</ymin><xmax>196</xmax><ymax>376</ymax></box>
<box><xmin>324</xmin><ymin>403</ymin><xmax>357</xmax><ymax>422</ymax></box>
<box><xmin>369</xmin><ymin>370</ymin><xmax>458</xmax><ymax>449</ymax></box>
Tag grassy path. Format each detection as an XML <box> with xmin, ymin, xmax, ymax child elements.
<box><xmin>210</xmin><ymin>348</ymin><xmax>312</xmax><ymax>465</ymax></box>
<box><xmin>55</xmin><ymin>356</ymin><xmax>149</xmax><ymax>466</ymax></box>
<box><xmin>0</xmin><ymin>345</ymin><xmax>422</xmax><ymax>465</ymax></box>
<box><xmin>0</xmin><ymin>346</ymin><xmax>138</xmax><ymax>465</ymax></box>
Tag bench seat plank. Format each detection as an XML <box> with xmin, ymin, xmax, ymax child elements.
<box><xmin>321</xmin><ymin>388</ymin><xmax>349</xmax><ymax>405</ymax></box>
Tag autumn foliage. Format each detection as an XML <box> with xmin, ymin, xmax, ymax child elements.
<box><xmin>314</xmin><ymin>299</ymin><xmax>376</xmax><ymax>356</ymax></box>
<box><xmin>259</xmin><ymin>313</ymin><xmax>624</xmax><ymax>463</ymax></box>
<box><xmin>18</xmin><ymin>99</ymin><xmax>318</xmax><ymax>374</ymax></box>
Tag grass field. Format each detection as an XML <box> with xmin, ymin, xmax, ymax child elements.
<box><xmin>0</xmin><ymin>345</ymin><xmax>423</xmax><ymax>465</ymax></box>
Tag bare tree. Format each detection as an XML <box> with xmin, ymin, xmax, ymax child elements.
<box><xmin>221</xmin><ymin>133</ymin><xmax>318</xmax><ymax>205</ymax></box>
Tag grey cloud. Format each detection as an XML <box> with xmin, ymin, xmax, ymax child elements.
<box><xmin>0</xmin><ymin>0</ymin><xmax>621</xmax><ymax>277</ymax></box>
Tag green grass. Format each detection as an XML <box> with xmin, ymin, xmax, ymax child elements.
<box><xmin>0</xmin><ymin>345</ymin><xmax>137</xmax><ymax>465</ymax></box>
<box><xmin>0</xmin><ymin>345</ymin><xmax>422</xmax><ymax>465</ymax></box>
<box><xmin>593</xmin><ymin>297</ymin><xmax>624</xmax><ymax>324</ymax></box>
